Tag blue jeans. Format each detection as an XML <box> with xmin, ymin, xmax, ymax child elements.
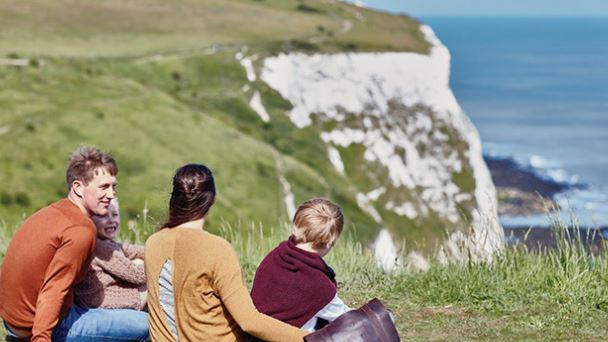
<box><xmin>51</xmin><ymin>305</ymin><xmax>149</xmax><ymax>341</ymax></box>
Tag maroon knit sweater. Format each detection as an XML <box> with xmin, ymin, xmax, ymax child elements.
<box><xmin>251</xmin><ymin>236</ymin><xmax>337</xmax><ymax>328</ymax></box>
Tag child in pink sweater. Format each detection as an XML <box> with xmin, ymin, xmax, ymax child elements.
<box><xmin>74</xmin><ymin>198</ymin><xmax>147</xmax><ymax>310</ymax></box>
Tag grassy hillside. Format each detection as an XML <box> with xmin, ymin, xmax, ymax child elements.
<box><xmin>0</xmin><ymin>0</ymin><xmax>433</xmax><ymax>243</ymax></box>
<box><xmin>0</xmin><ymin>51</ymin><xmax>379</xmax><ymax>240</ymax></box>
<box><xmin>0</xmin><ymin>0</ymin><xmax>429</xmax><ymax>57</ymax></box>
<box><xmin>2</xmin><ymin>220</ymin><xmax>608</xmax><ymax>340</ymax></box>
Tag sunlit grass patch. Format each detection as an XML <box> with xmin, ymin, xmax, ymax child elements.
<box><xmin>2</xmin><ymin>216</ymin><xmax>608</xmax><ymax>339</ymax></box>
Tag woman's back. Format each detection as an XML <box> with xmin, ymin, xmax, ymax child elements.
<box><xmin>145</xmin><ymin>227</ymin><xmax>246</xmax><ymax>342</ymax></box>
<box><xmin>146</xmin><ymin>163</ymin><xmax>306</xmax><ymax>342</ymax></box>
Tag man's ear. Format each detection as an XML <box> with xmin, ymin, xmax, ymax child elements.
<box><xmin>71</xmin><ymin>180</ymin><xmax>84</xmax><ymax>198</ymax></box>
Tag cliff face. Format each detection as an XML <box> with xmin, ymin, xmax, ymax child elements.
<box><xmin>258</xmin><ymin>25</ymin><xmax>503</xmax><ymax>265</ymax></box>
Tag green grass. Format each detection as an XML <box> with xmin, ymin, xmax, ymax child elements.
<box><xmin>198</xmin><ymin>222</ymin><xmax>608</xmax><ymax>340</ymax></box>
<box><xmin>0</xmin><ymin>0</ymin><xmax>429</xmax><ymax>58</ymax></box>
<box><xmin>0</xmin><ymin>52</ymin><xmax>375</xmax><ymax>240</ymax></box>
<box><xmin>0</xmin><ymin>0</ymin><xmax>465</xmax><ymax>251</ymax></box>
<box><xmin>2</xmin><ymin>219</ymin><xmax>608</xmax><ymax>340</ymax></box>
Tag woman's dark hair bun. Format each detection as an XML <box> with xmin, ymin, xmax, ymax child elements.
<box><xmin>162</xmin><ymin>164</ymin><xmax>216</xmax><ymax>229</ymax></box>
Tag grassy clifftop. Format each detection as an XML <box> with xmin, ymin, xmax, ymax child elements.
<box><xmin>0</xmin><ymin>0</ymin><xmax>429</xmax><ymax>57</ymax></box>
<box><xmin>1</xmin><ymin>0</ymin><xmax>484</xmax><ymax>254</ymax></box>
<box><xmin>2</xmin><ymin>220</ymin><xmax>608</xmax><ymax>340</ymax></box>
<box><xmin>0</xmin><ymin>0</ymin><xmax>432</xmax><ymax>242</ymax></box>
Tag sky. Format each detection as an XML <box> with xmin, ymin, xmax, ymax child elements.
<box><xmin>363</xmin><ymin>0</ymin><xmax>608</xmax><ymax>17</ymax></box>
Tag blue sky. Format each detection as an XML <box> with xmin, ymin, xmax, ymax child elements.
<box><xmin>363</xmin><ymin>0</ymin><xmax>608</xmax><ymax>17</ymax></box>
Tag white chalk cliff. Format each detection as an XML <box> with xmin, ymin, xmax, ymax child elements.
<box><xmin>256</xmin><ymin>25</ymin><xmax>503</xmax><ymax>264</ymax></box>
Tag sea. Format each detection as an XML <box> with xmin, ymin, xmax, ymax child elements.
<box><xmin>423</xmin><ymin>17</ymin><xmax>608</xmax><ymax>227</ymax></box>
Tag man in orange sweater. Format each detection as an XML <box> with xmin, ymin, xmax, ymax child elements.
<box><xmin>0</xmin><ymin>146</ymin><xmax>148</xmax><ymax>342</ymax></box>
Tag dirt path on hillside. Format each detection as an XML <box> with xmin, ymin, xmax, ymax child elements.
<box><xmin>133</xmin><ymin>3</ymin><xmax>366</xmax><ymax>63</ymax></box>
<box><xmin>309</xmin><ymin>2</ymin><xmax>367</xmax><ymax>45</ymax></box>
<box><xmin>0</xmin><ymin>58</ymin><xmax>29</xmax><ymax>66</ymax></box>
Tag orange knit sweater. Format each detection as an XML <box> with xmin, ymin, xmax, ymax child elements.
<box><xmin>0</xmin><ymin>198</ymin><xmax>96</xmax><ymax>342</ymax></box>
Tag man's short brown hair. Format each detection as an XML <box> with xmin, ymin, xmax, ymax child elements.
<box><xmin>292</xmin><ymin>198</ymin><xmax>344</xmax><ymax>249</ymax></box>
<box><xmin>66</xmin><ymin>146</ymin><xmax>117</xmax><ymax>189</ymax></box>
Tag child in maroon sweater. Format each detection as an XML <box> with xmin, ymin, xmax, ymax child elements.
<box><xmin>251</xmin><ymin>198</ymin><xmax>351</xmax><ymax>331</ymax></box>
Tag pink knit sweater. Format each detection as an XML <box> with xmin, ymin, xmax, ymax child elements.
<box><xmin>74</xmin><ymin>239</ymin><xmax>146</xmax><ymax>310</ymax></box>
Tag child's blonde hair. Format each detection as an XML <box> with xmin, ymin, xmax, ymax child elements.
<box><xmin>292</xmin><ymin>198</ymin><xmax>344</xmax><ymax>249</ymax></box>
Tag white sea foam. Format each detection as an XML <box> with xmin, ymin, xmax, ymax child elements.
<box><xmin>547</xmin><ymin>169</ymin><xmax>577</xmax><ymax>184</ymax></box>
<box><xmin>555</xmin><ymin>187</ymin><xmax>608</xmax><ymax>226</ymax></box>
<box><xmin>524</xmin><ymin>155</ymin><xmax>580</xmax><ymax>184</ymax></box>
<box><xmin>501</xmin><ymin>186</ymin><xmax>608</xmax><ymax>227</ymax></box>
<box><xmin>529</xmin><ymin>155</ymin><xmax>558</xmax><ymax>169</ymax></box>
<box><xmin>507</xmin><ymin>153</ymin><xmax>580</xmax><ymax>186</ymax></box>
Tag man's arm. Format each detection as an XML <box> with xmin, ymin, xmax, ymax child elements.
<box><xmin>31</xmin><ymin>225</ymin><xmax>95</xmax><ymax>342</ymax></box>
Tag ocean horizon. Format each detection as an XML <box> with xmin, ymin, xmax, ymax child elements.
<box><xmin>423</xmin><ymin>16</ymin><xmax>608</xmax><ymax>227</ymax></box>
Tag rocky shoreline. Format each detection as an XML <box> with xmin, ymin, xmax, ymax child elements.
<box><xmin>484</xmin><ymin>155</ymin><xmax>608</xmax><ymax>250</ymax></box>
<box><xmin>504</xmin><ymin>226</ymin><xmax>608</xmax><ymax>252</ymax></box>
<box><xmin>484</xmin><ymin>155</ymin><xmax>570</xmax><ymax>217</ymax></box>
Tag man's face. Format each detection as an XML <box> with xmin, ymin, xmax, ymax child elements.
<box><xmin>93</xmin><ymin>199</ymin><xmax>120</xmax><ymax>240</ymax></box>
<box><xmin>80</xmin><ymin>168</ymin><xmax>117</xmax><ymax>217</ymax></box>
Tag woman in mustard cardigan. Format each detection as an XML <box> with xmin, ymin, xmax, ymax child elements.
<box><xmin>145</xmin><ymin>164</ymin><xmax>307</xmax><ymax>342</ymax></box>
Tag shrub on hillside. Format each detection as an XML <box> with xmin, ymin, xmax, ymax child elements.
<box><xmin>14</xmin><ymin>192</ymin><xmax>30</xmax><ymax>207</ymax></box>
<box><xmin>0</xmin><ymin>192</ymin><xmax>12</xmax><ymax>206</ymax></box>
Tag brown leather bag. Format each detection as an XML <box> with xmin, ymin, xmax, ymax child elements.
<box><xmin>303</xmin><ymin>298</ymin><xmax>400</xmax><ymax>342</ymax></box>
